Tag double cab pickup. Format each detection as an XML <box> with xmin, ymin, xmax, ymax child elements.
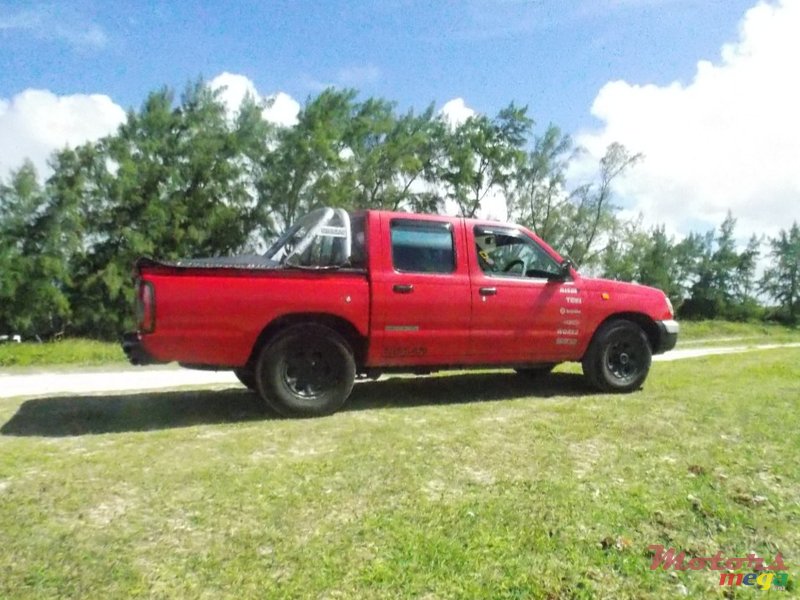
<box><xmin>123</xmin><ymin>208</ymin><xmax>678</xmax><ymax>416</ymax></box>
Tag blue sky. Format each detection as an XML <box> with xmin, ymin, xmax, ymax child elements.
<box><xmin>1</xmin><ymin>0</ymin><xmax>798</xmax><ymax>240</ymax></box>
<box><xmin>1</xmin><ymin>0</ymin><xmax>756</xmax><ymax>132</ymax></box>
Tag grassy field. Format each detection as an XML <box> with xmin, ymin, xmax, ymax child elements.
<box><xmin>679</xmin><ymin>320</ymin><xmax>800</xmax><ymax>345</ymax></box>
<box><xmin>0</xmin><ymin>339</ymin><xmax>126</xmax><ymax>368</ymax></box>
<box><xmin>0</xmin><ymin>321</ymin><xmax>797</xmax><ymax>368</ymax></box>
<box><xmin>1</xmin><ymin>348</ymin><xmax>798</xmax><ymax>598</ymax></box>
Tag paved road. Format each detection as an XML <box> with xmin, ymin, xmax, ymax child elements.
<box><xmin>1</xmin><ymin>343</ymin><xmax>798</xmax><ymax>399</ymax></box>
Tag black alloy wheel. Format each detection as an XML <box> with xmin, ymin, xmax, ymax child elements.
<box><xmin>256</xmin><ymin>324</ymin><xmax>356</xmax><ymax>417</ymax></box>
<box><xmin>582</xmin><ymin>319</ymin><xmax>652</xmax><ymax>393</ymax></box>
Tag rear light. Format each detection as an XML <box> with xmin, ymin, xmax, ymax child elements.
<box><xmin>136</xmin><ymin>280</ymin><xmax>156</xmax><ymax>333</ymax></box>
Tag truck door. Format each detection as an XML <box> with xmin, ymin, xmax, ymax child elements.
<box><xmin>468</xmin><ymin>224</ymin><xmax>584</xmax><ymax>363</ymax></box>
<box><xmin>369</xmin><ymin>214</ymin><xmax>472</xmax><ymax>367</ymax></box>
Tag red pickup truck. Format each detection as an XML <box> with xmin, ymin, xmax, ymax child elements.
<box><xmin>123</xmin><ymin>207</ymin><xmax>678</xmax><ymax>416</ymax></box>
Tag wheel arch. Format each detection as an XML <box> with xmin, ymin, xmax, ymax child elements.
<box><xmin>584</xmin><ymin>312</ymin><xmax>659</xmax><ymax>359</ymax></box>
<box><xmin>247</xmin><ymin>313</ymin><xmax>367</xmax><ymax>368</ymax></box>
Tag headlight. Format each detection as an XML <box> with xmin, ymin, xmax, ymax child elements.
<box><xmin>665</xmin><ymin>295</ymin><xmax>674</xmax><ymax>318</ymax></box>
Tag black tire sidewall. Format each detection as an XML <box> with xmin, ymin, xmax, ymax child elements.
<box><xmin>256</xmin><ymin>325</ymin><xmax>356</xmax><ymax>417</ymax></box>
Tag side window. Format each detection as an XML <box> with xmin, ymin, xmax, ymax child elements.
<box><xmin>391</xmin><ymin>220</ymin><xmax>455</xmax><ymax>274</ymax></box>
<box><xmin>474</xmin><ymin>226</ymin><xmax>561</xmax><ymax>278</ymax></box>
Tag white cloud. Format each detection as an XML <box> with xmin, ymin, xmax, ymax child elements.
<box><xmin>263</xmin><ymin>92</ymin><xmax>300</xmax><ymax>127</ymax></box>
<box><xmin>209</xmin><ymin>72</ymin><xmax>299</xmax><ymax>127</ymax></box>
<box><xmin>0</xmin><ymin>5</ymin><xmax>108</xmax><ymax>49</ymax></box>
<box><xmin>440</xmin><ymin>97</ymin><xmax>476</xmax><ymax>128</ymax></box>
<box><xmin>209</xmin><ymin>72</ymin><xmax>259</xmax><ymax>113</ymax></box>
<box><xmin>1</xmin><ymin>73</ymin><xmax>301</xmax><ymax>179</ymax></box>
<box><xmin>0</xmin><ymin>89</ymin><xmax>125</xmax><ymax>177</ymax></box>
<box><xmin>573</xmin><ymin>0</ymin><xmax>800</xmax><ymax>240</ymax></box>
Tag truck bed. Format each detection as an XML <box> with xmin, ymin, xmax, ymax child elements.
<box><xmin>133</xmin><ymin>262</ymin><xmax>370</xmax><ymax>368</ymax></box>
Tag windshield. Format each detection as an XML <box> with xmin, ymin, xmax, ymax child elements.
<box><xmin>264</xmin><ymin>207</ymin><xmax>356</xmax><ymax>268</ymax></box>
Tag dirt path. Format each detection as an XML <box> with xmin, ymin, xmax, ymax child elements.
<box><xmin>0</xmin><ymin>368</ymin><xmax>238</xmax><ymax>399</ymax></box>
<box><xmin>1</xmin><ymin>342</ymin><xmax>799</xmax><ymax>399</ymax></box>
<box><xmin>652</xmin><ymin>342</ymin><xmax>800</xmax><ymax>361</ymax></box>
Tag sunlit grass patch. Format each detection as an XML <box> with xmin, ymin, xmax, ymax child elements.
<box><xmin>679</xmin><ymin>319</ymin><xmax>799</xmax><ymax>343</ymax></box>
<box><xmin>1</xmin><ymin>348</ymin><xmax>798</xmax><ymax>598</ymax></box>
<box><xmin>0</xmin><ymin>338</ymin><xmax>126</xmax><ymax>368</ymax></box>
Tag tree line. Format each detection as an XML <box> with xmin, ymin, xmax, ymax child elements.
<box><xmin>1</xmin><ymin>81</ymin><xmax>798</xmax><ymax>339</ymax></box>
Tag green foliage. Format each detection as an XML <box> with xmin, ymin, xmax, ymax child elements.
<box><xmin>256</xmin><ymin>91</ymin><xmax>449</xmax><ymax>226</ymax></box>
<box><xmin>508</xmin><ymin>134</ymin><xmax>640</xmax><ymax>267</ymax></box>
<box><xmin>679</xmin><ymin>213</ymin><xmax>762</xmax><ymax>320</ymax></box>
<box><xmin>56</xmin><ymin>82</ymin><xmax>270</xmax><ymax>337</ymax></box>
<box><xmin>603</xmin><ymin>222</ymin><xmax>698</xmax><ymax>306</ymax></box>
<box><xmin>760</xmin><ymin>221</ymin><xmax>800</xmax><ymax>323</ymax></box>
<box><xmin>344</xmin><ymin>103</ymin><xmax>444</xmax><ymax>213</ymax></box>
<box><xmin>257</xmin><ymin>88</ymin><xmax>356</xmax><ymax>228</ymax></box>
<box><xmin>438</xmin><ymin>103</ymin><xmax>533</xmax><ymax>218</ymax></box>
<box><xmin>0</xmin><ymin>161</ymin><xmax>71</xmax><ymax>337</ymax></box>
<box><xmin>0</xmin><ymin>80</ymin><xmax>792</xmax><ymax>336</ymax></box>
<box><xmin>601</xmin><ymin>213</ymin><xmax>766</xmax><ymax>321</ymax></box>
<box><xmin>507</xmin><ymin>125</ymin><xmax>575</xmax><ymax>243</ymax></box>
<box><xmin>563</xmin><ymin>142</ymin><xmax>641</xmax><ymax>266</ymax></box>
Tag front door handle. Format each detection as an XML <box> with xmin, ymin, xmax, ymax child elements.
<box><xmin>393</xmin><ymin>284</ymin><xmax>414</xmax><ymax>294</ymax></box>
<box><xmin>479</xmin><ymin>287</ymin><xmax>497</xmax><ymax>296</ymax></box>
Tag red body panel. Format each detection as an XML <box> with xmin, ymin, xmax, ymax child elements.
<box><xmin>135</xmin><ymin>210</ymin><xmax>673</xmax><ymax>369</ymax></box>
<box><xmin>464</xmin><ymin>219</ymin><xmax>583</xmax><ymax>363</ymax></box>
<box><xmin>573</xmin><ymin>277</ymin><xmax>674</xmax><ymax>356</ymax></box>
<box><xmin>367</xmin><ymin>212</ymin><xmax>472</xmax><ymax>366</ymax></box>
<box><xmin>141</xmin><ymin>269</ymin><xmax>369</xmax><ymax>366</ymax></box>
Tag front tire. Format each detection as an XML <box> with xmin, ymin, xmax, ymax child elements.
<box><xmin>582</xmin><ymin>319</ymin><xmax>652</xmax><ymax>393</ymax></box>
<box><xmin>255</xmin><ymin>325</ymin><xmax>356</xmax><ymax>417</ymax></box>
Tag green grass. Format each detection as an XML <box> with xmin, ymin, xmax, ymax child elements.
<box><xmin>0</xmin><ymin>339</ymin><xmax>126</xmax><ymax>368</ymax></box>
<box><xmin>679</xmin><ymin>319</ymin><xmax>799</xmax><ymax>343</ymax></box>
<box><xmin>1</xmin><ymin>349</ymin><xmax>798</xmax><ymax>598</ymax></box>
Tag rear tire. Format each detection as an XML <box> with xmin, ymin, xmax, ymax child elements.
<box><xmin>255</xmin><ymin>324</ymin><xmax>356</xmax><ymax>417</ymax></box>
<box><xmin>582</xmin><ymin>319</ymin><xmax>652</xmax><ymax>393</ymax></box>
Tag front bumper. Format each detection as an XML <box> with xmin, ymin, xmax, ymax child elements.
<box><xmin>121</xmin><ymin>332</ymin><xmax>165</xmax><ymax>365</ymax></box>
<box><xmin>655</xmin><ymin>319</ymin><xmax>679</xmax><ymax>354</ymax></box>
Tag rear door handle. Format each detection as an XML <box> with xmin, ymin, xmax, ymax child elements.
<box><xmin>393</xmin><ymin>284</ymin><xmax>414</xmax><ymax>294</ymax></box>
<box><xmin>479</xmin><ymin>287</ymin><xmax>497</xmax><ymax>296</ymax></box>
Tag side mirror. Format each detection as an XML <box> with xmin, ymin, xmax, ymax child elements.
<box><xmin>554</xmin><ymin>258</ymin><xmax>574</xmax><ymax>281</ymax></box>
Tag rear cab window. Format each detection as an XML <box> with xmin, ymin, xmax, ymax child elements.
<box><xmin>391</xmin><ymin>219</ymin><xmax>456</xmax><ymax>274</ymax></box>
